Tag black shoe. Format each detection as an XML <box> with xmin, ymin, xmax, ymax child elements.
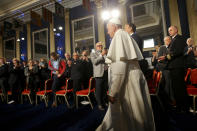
<box><xmin>51</xmin><ymin>102</ymin><xmax>57</xmax><ymax>108</ymax></box>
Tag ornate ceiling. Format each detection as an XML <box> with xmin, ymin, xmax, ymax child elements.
<box><xmin>0</xmin><ymin>0</ymin><xmax>93</xmax><ymax>23</ymax></box>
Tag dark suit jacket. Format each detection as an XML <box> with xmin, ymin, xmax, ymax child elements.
<box><xmin>8</xmin><ymin>64</ymin><xmax>23</xmax><ymax>85</ymax></box>
<box><xmin>158</xmin><ymin>45</ymin><xmax>169</xmax><ymax>70</ymax></box>
<box><xmin>184</xmin><ymin>46</ymin><xmax>197</xmax><ymax>68</ymax></box>
<box><xmin>71</xmin><ymin>59</ymin><xmax>84</xmax><ymax>80</ymax></box>
<box><xmin>131</xmin><ymin>33</ymin><xmax>143</xmax><ymax>53</ymax></box>
<box><xmin>168</xmin><ymin>34</ymin><xmax>187</xmax><ymax>69</ymax></box>
<box><xmin>82</xmin><ymin>58</ymin><xmax>93</xmax><ymax>79</ymax></box>
<box><xmin>0</xmin><ymin>64</ymin><xmax>8</xmax><ymax>78</ymax></box>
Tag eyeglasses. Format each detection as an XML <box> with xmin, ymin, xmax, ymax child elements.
<box><xmin>96</xmin><ymin>45</ymin><xmax>102</xmax><ymax>47</ymax></box>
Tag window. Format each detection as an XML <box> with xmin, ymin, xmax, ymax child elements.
<box><xmin>72</xmin><ymin>15</ymin><xmax>95</xmax><ymax>54</ymax></box>
<box><xmin>32</xmin><ymin>28</ymin><xmax>48</xmax><ymax>60</ymax></box>
<box><xmin>129</xmin><ymin>0</ymin><xmax>164</xmax><ymax>52</ymax></box>
<box><xmin>143</xmin><ymin>38</ymin><xmax>154</xmax><ymax>48</ymax></box>
<box><xmin>4</xmin><ymin>38</ymin><xmax>15</xmax><ymax>61</ymax></box>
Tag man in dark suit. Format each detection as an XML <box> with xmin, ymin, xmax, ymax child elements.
<box><xmin>124</xmin><ymin>23</ymin><xmax>149</xmax><ymax>75</ymax></box>
<box><xmin>8</xmin><ymin>58</ymin><xmax>23</xmax><ymax>104</ymax></box>
<box><xmin>158</xmin><ymin>36</ymin><xmax>175</xmax><ymax>108</ymax></box>
<box><xmin>71</xmin><ymin>52</ymin><xmax>85</xmax><ymax>108</ymax></box>
<box><xmin>0</xmin><ymin>57</ymin><xmax>9</xmax><ymax>102</ymax></box>
<box><xmin>184</xmin><ymin>38</ymin><xmax>197</xmax><ymax>69</ymax></box>
<box><xmin>124</xmin><ymin>23</ymin><xmax>143</xmax><ymax>52</ymax></box>
<box><xmin>81</xmin><ymin>50</ymin><xmax>93</xmax><ymax>89</ymax></box>
<box><xmin>160</xmin><ymin>26</ymin><xmax>188</xmax><ymax>112</ymax></box>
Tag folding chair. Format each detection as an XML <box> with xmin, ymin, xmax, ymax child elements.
<box><xmin>21</xmin><ymin>83</ymin><xmax>32</xmax><ymax>104</ymax></box>
<box><xmin>186</xmin><ymin>68</ymin><xmax>197</xmax><ymax>113</ymax></box>
<box><xmin>148</xmin><ymin>71</ymin><xmax>164</xmax><ymax>110</ymax></box>
<box><xmin>55</xmin><ymin>78</ymin><xmax>73</xmax><ymax>108</ymax></box>
<box><xmin>35</xmin><ymin>79</ymin><xmax>53</xmax><ymax>107</ymax></box>
<box><xmin>147</xmin><ymin>69</ymin><xmax>158</xmax><ymax>90</ymax></box>
<box><xmin>76</xmin><ymin>77</ymin><xmax>95</xmax><ymax>109</ymax></box>
<box><xmin>0</xmin><ymin>89</ymin><xmax>4</xmax><ymax>102</ymax></box>
<box><xmin>7</xmin><ymin>90</ymin><xmax>12</xmax><ymax>104</ymax></box>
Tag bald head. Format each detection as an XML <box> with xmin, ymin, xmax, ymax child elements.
<box><xmin>73</xmin><ymin>52</ymin><xmax>79</xmax><ymax>60</ymax></box>
<box><xmin>187</xmin><ymin>38</ymin><xmax>194</xmax><ymax>46</ymax></box>
<box><xmin>64</xmin><ymin>52</ymin><xmax>70</xmax><ymax>60</ymax></box>
<box><xmin>168</xmin><ymin>26</ymin><xmax>178</xmax><ymax>37</ymax></box>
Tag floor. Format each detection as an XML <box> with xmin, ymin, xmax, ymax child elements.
<box><xmin>0</xmin><ymin>96</ymin><xmax>197</xmax><ymax>131</ymax></box>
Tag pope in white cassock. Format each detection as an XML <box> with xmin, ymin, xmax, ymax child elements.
<box><xmin>96</xmin><ymin>18</ymin><xmax>155</xmax><ymax>131</ymax></box>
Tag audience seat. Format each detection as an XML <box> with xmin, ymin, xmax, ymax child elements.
<box><xmin>7</xmin><ymin>91</ymin><xmax>12</xmax><ymax>103</ymax></box>
<box><xmin>35</xmin><ymin>79</ymin><xmax>53</xmax><ymax>107</ymax></box>
<box><xmin>76</xmin><ymin>77</ymin><xmax>95</xmax><ymax>109</ymax></box>
<box><xmin>0</xmin><ymin>89</ymin><xmax>4</xmax><ymax>102</ymax></box>
<box><xmin>21</xmin><ymin>83</ymin><xmax>32</xmax><ymax>104</ymax></box>
<box><xmin>148</xmin><ymin>70</ymin><xmax>164</xmax><ymax>109</ymax></box>
<box><xmin>55</xmin><ymin>78</ymin><xmax>73</xmax><ymax>108</ymax></box>
<box><xmin>185</xmin><ymin>68</ymin><xmax>197</xmax><ymax>113</ymax></box>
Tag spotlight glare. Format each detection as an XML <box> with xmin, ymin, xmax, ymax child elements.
<box><xmin>102</xmin><ymin>10</ymin><xmax>110</xmax><ymax>20</ymax></box>
<box><xmin>17</xmin><ymin>39</ymin><xmax>20</xmax><ymax>42</ymax></box>
<box><xmin>58</xmin><ymin>26</ymin><xmax>63</xmax><ymax>30</ymax></box>
<box><xmin>21</xmin><ymin>37</ymin><xmax>25</xmax><ymax>40</ymax></box>
<box><xmin>53</xmin><ymin>28</ymin><xmax>56</xmax><ymax>31</ymax></box>
<box><xmin>111</xmin><ymin>9</ymin><xmax>120</xmax><ymax>18</ymax></box>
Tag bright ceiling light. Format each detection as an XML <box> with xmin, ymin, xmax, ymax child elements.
<box><xmin>111</xmin><ymin>9</ymin><xmax>120</xmax><ymax>18</ymax></box>
<box><xmin>102</xmin><ymin>10</ymin><xmax>110</xmax><ymax>20</ymax></box>
<box><xmin>53</xmin><ymin>28</ymin><xmax>56</xmax><ymax>31</ymax></box>
<box><xmin>17</xmin><ymin>39</ymin><xmax>20</xmax><ymax>42</ymax></box>
<box><xmin>58</xmin><ymin>26</ymin><xmax>63</xmax><ymax>30</ymax></box>
<box><xmin>21</xmin><ymin>37</ymin><xmax>25</xmax><ymax>40</ymax></box>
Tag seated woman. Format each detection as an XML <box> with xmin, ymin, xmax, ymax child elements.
<box><xmin>24</xmin><ymin>59</ymin><xmax>40</xmax><ymax>102</ymax></box>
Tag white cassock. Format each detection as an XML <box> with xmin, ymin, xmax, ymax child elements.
<box><xmin>96</xmin><ymin>29</ymin><xmax>155</xmax><ymax>131</ymax></box>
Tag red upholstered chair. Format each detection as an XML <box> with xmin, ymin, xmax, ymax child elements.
<box><xmin>76</xmin><ymin>77</ymin><xmax>95</xmax><ymax>109</ymax></box>
<box><xmin>148</xmin><ymin>71</ymin><xmax>164</xmax><ymax>109</ymax></box>
<box><xmin>0</xmin><ymin>89</ymin><xmax>4</xmax><ymax>102</ymax></box>
<box><xmin>186</xmin><ymin>68</ymin><xmax>197</xmax><ymax>113</ymax></box>
<box><xmin>149</xmin><ymin>71</ymin><xmax>162</xmax><ymax>96</ymax></box>
<box><xmin>35</xmin><ymin>79</ymin><xmax>53</xmax><ymax>107</ymax></box>
<box><xmin>7</xmin><ymin>90</ymin><xmax>12</xmax><ymax>103</ymax></box>
<box><xmin>185</xmin><ymin>68</ymin><xmax>191</xmax><ymax>83</ymax></box>
<box><xmin>55</xmin><ymin>78</ymin><xmax>73</xmax><ymax>108</ymax></box>
<box><xmin>21</xmin><ymin>83</ymin><xmax>32</xmax><ymax>104</ymax></box>
<box><xmin>147</xmin><ymin>69</ymin><xmax>157</xmax><ymax>90</ymax></box>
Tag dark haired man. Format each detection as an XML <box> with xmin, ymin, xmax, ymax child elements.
<box><xmin>49</xmin><ymin>52</ymin><xmax>66</xmax><ymax>107</ymax></box>
<box><xmin>124</xmin><ymin>23</ymin><xmax>143</xmax><ymax>52</ymax></box>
